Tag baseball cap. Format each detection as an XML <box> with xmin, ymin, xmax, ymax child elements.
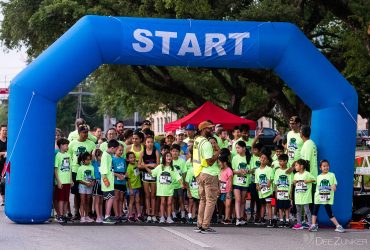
<box><xmin>198</xmin><ymin>121</ymin><xmax>214</xmax><ymax>131</ymax></box>
<box><xmin>166</xmin><ymin>131</ymin><xmax>175</xmax><ymax>137</ymax></box>
<box><xmin>215</xmin><ymin>124</ymin><xmax>223</xmax><ymax>129</ymax></box>
<box><xmin>176</xmin><ymin>129</ymin><xmax>185</xmax><ymax>135</ymax></box>
<box><xmin>185</xmin><ymin>124</ymin><xmax>196</xmax><ymax>131</ymax></box>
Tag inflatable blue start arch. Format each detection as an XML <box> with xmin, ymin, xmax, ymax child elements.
<box><xmin>6</xmin><ymin>16</ymin><xmax>357</xmax><ymax>224</ymax></box>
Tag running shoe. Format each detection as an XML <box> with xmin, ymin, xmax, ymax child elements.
<box><xmin>80</xmin><ymin>217</ymin><xmax>87</xmax><ymax>223</ymax></box>
<box><xmin>335</xmin><ymin>225</ymin><xmax>345</xmax><ymax>233</ymax></box>
<box><xmin>302</xmin><ymin>222</ymin><xmax>310</xmax><ymax>229</ymax></box>
<box><xmin>247</xmin><ymin>215</ymin><xmax>255</xmax><ymax>223</ymax></box>
<box><xmin>267</xmin><ymin>219</ymin><xmax>274</xmax><ymax>228</ymax></box>
<box><xmin>136</xmin><ymin>216</ymin><xmax>144</xmax><ymax>222</ymax></box>
<box><xmin>103</xmin><ymin>216</ymin><xmax>116</xmax><ymax>224</ymax></box>
<box><xmin>166</xmin><ymin>217</ymin><xmax>174</xmax><ymax>224</ymax></box>
<box><xmin>151</xmin><ymin>216</ymin><xmax>158</xmax><ymax>223</ymax></box>
<box><xmin>200</xmin><ymin>228</ymin><xmax>217</xmax><ymax>234</ymax></box>
<box><xmin>85</xmin><ymin>216</ymin><xmax>95</xmax><ymax>223</ymax></box>
<box><xmin>193</xmin><ymin>226</ymin><xmax>202</xmax><ymax>232</ymax></box>
<box><xmin>277</xmin><ymin>220</ymin><xmax>285</xmax><ymax>228</ymax></box>
<box><xmin>56</xmin><ymin>216</ymin><xmax>66</xmax><ymax>223</ymax></box>
<box><xmin>146</xmin><ymin>216</ymin><xmax>152</xmax><ymax>223</ymax></box>
<box><xmin>96</xmin><ymin>217</ymin><xmax>104</xmax><ymax>223</ymax></box>
<box><xmin>292</xmin><ymin>224</ymin><xmax>303</xmax><ymax>230</ymax></box>
<box><xmin>128</xmin><ymin>216</ymin><xmax>135</xmax><ymax>222</ymax></box>
<box><xmin>236</xmin><ymin>219</ymin><xmax>242</xmax><ymax>226</ymax></box>
<box><xmin>222</xmin><ymin>219</ymin><xmax>232</xmax><ymax>225</ymax></box>
<box><xmin>159</xmin><ymin>216</ymin><xmax>166</xmax><ymax>223</ymax></box>
<box><xmin>309</xmin><ymin>224</ymin><xmax>318</xmax><ymax>232</ymax></box>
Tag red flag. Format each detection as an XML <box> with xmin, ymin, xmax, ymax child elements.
<box><xmin>1</xmin><ymin>162</ymin><xmax>10</xmax><ymax>183</ymax></box>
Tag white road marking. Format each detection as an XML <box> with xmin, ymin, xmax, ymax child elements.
<box><xmin>161</xmin><ymin>227</ymin><xmax>211</xmax><ymax>248</ymax></box>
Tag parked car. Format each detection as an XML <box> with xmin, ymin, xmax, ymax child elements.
<box><xmin>356</xmin><ymin>130</ymin><xmax>370</xmax><ymax>147</ymax></box>
<box><xmin>249</xmin><ymin>128</ymin><xmax>280</xmax><ymax>149</ymax></box>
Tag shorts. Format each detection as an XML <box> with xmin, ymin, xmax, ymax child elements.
<box><xmin>276</xmin><ymin>199</ymin><xmax>291</xmax><ymax>209</ymax></box>
<box><xmin>129</xmin><ymin>188</ymin><xmax>140</xmax><ymax>196</ymax></box>
<box><xmin>219</xmin><ymin>192</ymin><xmax>232</xmax><ymax>202</ymax></box>
<box><xmin>103</xmin><ymin>190</ymin><xmax>115</xmax><ymax>200</ymax></box>
<box><xmin>0</xmin><ymin>177</ymin><xmax>5</xmax><ymax>196</ymax></box>
<box><xmin>92</xmin><ymin>182</ymin><xmax>103</xmax><ymax>196</ymax></box>
<box><xmin>233</xmin><ymin>185</ymin><xmax>249</xmax><ymax>192</ymax></box>
<box><xmin>71</xmin><ymin>172</ymin><xmax>79</xmax><ymax>195</ymax></box>
<box><xmin>173</xmin><ymin>188</ymin><xmax>184</xmax><ymax>198</ymax></box>
<box><xmin>114</xmin><ymin>184</ymin><xmax>127</xmax><ymax>193</ymax></box>
<box><xmin>54</xmin><ymin>184</ymin><xmax>71</xmax><ymax>202</ymax></box>
<box><xmin>78</xmin><ymin>184</ymin><xmax>93</xmax><ymax>195</ymax></box>
<box><xmin>259</xmin><ymin>195</ymin><xmax>272</xmax><ymax>204</ymax></box>
<box><xmin>190</xmin><ymin>197</ymin><xmax>199</xmax><ymax>203</ymax></box>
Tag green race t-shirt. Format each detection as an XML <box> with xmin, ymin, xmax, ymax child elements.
<box><xmin>200</xmin><ymin>141</ymin><xmax>220</xmax><ymax>176</ymax></box>
<box><xmin>68</xmin><ymin>139</ymin><xmax>96</xmax><ymax>173</ymax></box>
<box><xmin>287</xmin><ymin>131</ymin><xmax>303</xmax><ymax>164</ymax></box>
<box><xmin>172</xmin><ymin>157</ymin><xmax>186</xmax><ymax>189</ymax></box>
<box><xmin>232</xmin><ymin>154</ymin><xmax>250</xmax><ymax>187</ymax></box>
<box><xmin>99</xmin><ymin>151</ymin><xmax>114</xmax><ymax>192</ymax></box>
<box><xmin>300</xmin><ymin>139</ymin><xmax>318</xmax><ymax>178</ymax></box>
<box><xmin>214</xmin><ymin>134</ymin><xmax>229</xmax><ymax>149</ymax></box>
<box><xmin>152</xmin><ymin>165</ymin><xmax>181</xmax><ymax>197</ymax></box>
<box><xmin>185</xmin><ymin>166</ymin><xmax>199</xmax><ymax>199</ymax></box>
<box><xmin>185</xmin><ymin>159</ymin><xmax>192</xmax><ymax>172</ymax></box>
<box><xmin>255</xmin><ymin>166</ymin><xmax>274</xmax><ymax>198</ymax></box>
<box><xmin>314</xmin><ymin>172</ymin><xmax>337</xmax><ymax>205</ymax></box>
<box><xmin>294</xmin><ymin>171</ymin><xmax>315</xmax><ymax>205</ymax></box>
<box><xmin>100</xmin><ymin>141</ymin><xmax>126</xmax><ymax>159</ymax></box>
<box><xmin>274</xmin><ymin>168</ymin><xmax>293</xmax><ymax>200</ymax></box>
<box><xmin>54</xmin><ymin>151</ymin><xmax>72</xmax><ymax>184</ymax></box>
<box><xmin>127</xmin><ymin>163</ymin><xmax>142</xmax><ymax>189</ymax></box>
<box><xmin>249</xmin><ymin>155</ymin><xmax>261</xmax><ymax>183</ymax></box>
<box><xmin>76</xmin><ymin>164</ymin><xmax>95</xmax><ymax>183</ymax></box>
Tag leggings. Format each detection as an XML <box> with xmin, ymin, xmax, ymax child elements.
<box><xmin>249</xmin><ymin>183</ymin><xmax>261</xmax><ymax>217</ymax></box>
<box><xmin>312</xmin><ymin>204</ymin><xmax>333</xmax><ymax>218</ymax></box>
<box><xmin>296</xmin><ymin>204</ymin><xmax>312</xmax><ymax>225</ymax></box>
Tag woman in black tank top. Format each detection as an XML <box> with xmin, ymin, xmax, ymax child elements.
<box><xmin>138</xmin><ymin>137</ymin><xmax>160</xmax><ymax>222</ymax></box>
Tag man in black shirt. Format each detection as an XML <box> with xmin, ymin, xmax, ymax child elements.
<box><xmin>0</xmin><ymin>124</ymin><xmax>7</xmax><ymax>206</ymax></box>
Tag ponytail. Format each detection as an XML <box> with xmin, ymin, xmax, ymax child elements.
<box><xmin>297</xmin><ymin>159</ymin><xmax>310</xmax><ymax>172</ymax></box>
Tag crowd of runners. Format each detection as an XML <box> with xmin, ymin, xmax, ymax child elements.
<box><xmin>0</xmin><ymin>116</ymin><xmax>345</xmax><ymax>233</ymax></box>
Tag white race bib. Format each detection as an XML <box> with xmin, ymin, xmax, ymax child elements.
<box><xmin>220</xmin><ymin>181</ymin><xmax>227</xmax><ymax>192</ymax></box>
<box><xmin>296</xmin><ymin>181</ymin><xmax>307</xmax><ymax>193</ymax></box>
<box><xmin>143</xmin><ymin>172</ymin><xmax>156</xmax><ymax>182</ymax></box>
<box><xmin>134</xmin><ymin>168</ymin><xmax>140</xmax><ymax>176</ymax></box>
<box><xmin>237</xmin><ymin>176</ymin><xmax>246</xmax><ymax>185</ymax></box>
<box><xmin>319</xmin><ymin>194</ymin><xmax>331</xmax><ymax>202</ymax></box>
<box><xmin>159</xmin><ymin>175</ymin><xmax>172</xmax><ymax>185</ymax></box>
<box><xmin>261</xmin><ymin>186</ymin><xmax>270</xmax><ymax>194</ymax></box>
<box><xmin>190</xmin><ymin>181</ymin><xmax>198</xmax><ymax>189</ymax></box>
<box><xmin>277</xmin><ymin>190</ymin><xmax>289</xmax><ymax>200</ymax></box>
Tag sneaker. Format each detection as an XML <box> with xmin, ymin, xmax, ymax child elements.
<box><xmin>240</xmin><ymin>219</ymin><xmax>246</xmax><ymax>225</ymax></box>
<box><xmin>96</xmin><ymin>217</ymin><xmax>104</xmax><ymax>223</ymax></box>
<box><xmin>103</xmin><ymin>216</ymin><xmax>116</xmax><ymax>224</ymax></box>
<box><xmin>254</xmin><ymin>219</ymin><xmax>262</xmax><ymax>225</ymax></box>
<box><xmin>335</xmin><ymin>225</ymin><xmax>345</xmax><ymax>233</ymax></box>
<box><xmin>193</xmin><ymin>226</ymin><xmax>202</xmax><ymax>232</ymax></box>
<box><xmin>223</xmin><ymin>219</ymin><xmax>232</xmax><ymax>225</ymax></box>
<box><xmin>236</xmin><ymin>219</ymin><xmax>242</xmax><ymax>226</ymax></box>
<box><xmin>292</xmin><ymin>224</ymin><xmax>303</xmax><ymax>230</ymax></box>
<box><xmin>146</xmin><ymin>216</ymin><xmax>152</xmax><ymax>223</ymax></box>
<box><xmin>85</xmin><ymin>216</ymin><xmax>95</xmax><ymax>223</ymax></box>
<box><xmin>67</xmin><ymin>213</ymin><xmax>73</xmax><ymax>220</ymax></box>
<box><xmin>200</xmin><ymin>228</ymin><xmax>217</xmax><ymax>234</ymax></box>
<box><xmin>166</xmin><ymin>217</ymin><xmax>174</xmax><ymax>224</ymax></box>
<box><xmin>187</xmin><ymin>218</ymin><xmax>193</xmax><ymax>224</ymax></box>
<box><xmin>80</xmin><ymin>217</ymin><xmax>87</xmax><ymax>223</ymax></box>
<box><xmin>120</xmin><ymin>215</ymin><xmax>128</xmax><ymax>223</ymax></box>
<box><xmin>309</xmin><ymin>224</ymin><xmax>318</xmax><ymax>232</ymax></box>
<box><xmin>267</xmin><ymin>219</ymin><xmax>274</xmax><ymax>228</ymax></box>
<box><xmin>302</xmin><ymin>222</ymin><xmax>310</xmax><ymax>229</ymax></box>
<box><xmin>260</xmin><ymin>218</ymin><xmax>267</xmax><ymax>224</ymax></box>
<box><xmin>151</xmin><ymin>216</ymin><xmax>158</xmax><ymax>223</ymax></box>
<box><xmin>159</xmin><ymin>216</ymin><xmax>166</xmax><ymax>223</ymax></box>
<box><xmin>56</xmin><ymin>216</ymin><xmax>66</xmax><ymax>223</ymax></box>
<box><xmin>136</xmin><ymin>216</ymin><xmax>144</xmax><ymax>222</ymax></box>
<box><xmin>284</xmin><ymin>220</ymin><xmax>292</xmax><ymax>228</ymax></box>
<box><xmin>277</xmin><ymin>220</ymin><xmax>285</xmax><ymax>228</ymax></box>
<box><xmin>128</xmin><ymin>216</ymin><xmax>135</xmax><ymax>222</ymax></box>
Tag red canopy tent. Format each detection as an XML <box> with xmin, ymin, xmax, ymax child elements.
<box><xmin>164</xmin><ymin>101</ymin><xmax>256</xmax><ymax>131</ymax></box>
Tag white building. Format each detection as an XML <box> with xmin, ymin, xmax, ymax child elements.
<box><xmin>147</xmin><ymin>111</ymin><xmax>177</xmax><ymax>135</ymax></box>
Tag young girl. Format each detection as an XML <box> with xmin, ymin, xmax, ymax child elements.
<box><xmin>293</xmin><ymin>159</ymin><xmax>315</xmax><ymax>230</ymax></box>
<box><xmin>185</xmin><ymin>147</ymin><xmax>198</xmax><ymax>224</ymax></box>
<box><xmin>248</xmin><ymin>142</ymin><xmax>263</xmax><ymax>223</ymax></box>
<box><xmin>113</xmin><ymin>144</ymin><xmax>127</xmax><ymax>222</ymax></box>
<box><xmin>76</xmin><ymin>152</ymin><xmax>95</xmax><ymax>223</ymax></box>
<box><xmin>92</xmin><ymin>149</ymin><xmax>103</xmax><ymax>223</ymax></box>
<box><xmin>309</xmin><ymin>160</ymin><xmax>344</xmax><ymax>233</ymax></box>
<box><xmin>127</xmin><ymin>131</ymin><xmax>144</xmax><ymax>162</ymax></box>
<box><xmin>232</xmin><ymin>140</ymin><xmax>251</xmax><ymax>226</ymax></box>
<box><xmin>255</xmin><ymin>149</ymin><xmax>274</xmax><ymax>227</ymax></box>
<box><xmin>219</xmin><ymin>155</ymin><xmax>233</xmax><ymax>224</ymax></box>
<box><xmin>126</xmin><ymin>152</ymin><xmax>143</xmax><ymax>222</ymax></box>
<box><xmin>138</xmin><ymin>136</ymin><xmax>160</xmax><ymax>223</ymax></box>
<box><xmin>150</xmin><ymin>152</ymin><xmax>183</xmax><ymax>224</ymax></box>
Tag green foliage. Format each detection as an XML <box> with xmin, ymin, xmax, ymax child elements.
<box><xmin>0</xmin><ymin>103</ymin><xmax>8</xmax><ymax>124</ymax></box>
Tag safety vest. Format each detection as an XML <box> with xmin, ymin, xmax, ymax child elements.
<box><xmin>192</xmin><ymin>136</ymin><xmax>208</xmax><ymax>177</ymax></box>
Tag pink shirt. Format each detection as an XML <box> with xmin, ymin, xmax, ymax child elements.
<box><xmin>220</xmin><ymin>167</ymin><xmax>233</xmax><ymax>193</ymax></box>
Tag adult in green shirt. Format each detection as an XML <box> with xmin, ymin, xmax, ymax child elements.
<box><xmin>286</xmin><ymin>116</ymin><xmax>303</xmax><ymax>165</ymax></box>
<box><xmin>232</xmin><ymin>124</ymin><xmax>253</xmax><ymax>157</ymax></box>
<box><xmin>300</xmin><ymin>125</ymin><xmax>318</xmax><ymax>178</ymax></box>
<box><xmin>193</xmin><ymin>121</ymin><xmax>220</xmax><ymax>234</ymax></box>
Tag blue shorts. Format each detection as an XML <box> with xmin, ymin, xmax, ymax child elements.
<box><xmin>129</xmin><ymin>188</ymin><xmax>140</xmax><ymax>196</ymax></box>
<box><xmin>219</xmin><ymin>192</ymin><xmax>232</xmax><ymax>202</ymax></box>
<box><xmin>233</xmin><ymin>185</ymin><xmax>249</xmax><ymax>192</ymax></box>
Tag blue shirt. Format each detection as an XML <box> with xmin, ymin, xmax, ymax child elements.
<box><xmin>92</xmin><ymin>160</ymin><xmax>101</xmax><ymax>184</ymax></box>
<box><xmin>113</xmin><ymin>156</ymin><xmax>127</xmax><ymax>185</ymax></box>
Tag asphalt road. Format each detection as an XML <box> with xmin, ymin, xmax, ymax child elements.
<box><xmin>1</xmin><ymin>206</ymin><xmax>369</xmax><ymax>250</ymax></box>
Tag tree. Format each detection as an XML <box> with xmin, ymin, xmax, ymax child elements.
<box><xmin>0</xmin><ymin>102</ymin><xmax>8</xmax><ymax>124</ymax></box>
<box><xmin>1</xmin><ymin>0</ymin><xmax>369</xmax><ymax>126</ymax></box>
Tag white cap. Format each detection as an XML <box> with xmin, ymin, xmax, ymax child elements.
<box><xmin>176</xmin><ymin>129</ymin><xmax>185</xmax><ymax>135</ymax></box>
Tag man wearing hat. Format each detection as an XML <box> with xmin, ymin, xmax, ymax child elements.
<box><xmin>193</xmin><ymin>121</ymin><xmax>220</xmax><ymax>234</ymax></box>
<box><xmin>175</xmin><ymin>129</ymin><xmax>188</xmax><ymax>159</ymax></box>
<box><xmin>287</xmin><ymin>116</ymin><xmax>303</xmax><ymax>166</ymax></box>
<box><xmin>184</xmin><ymin>124</ymin><xmax>196</xmax><ymax>144</ymax></box>
<box><xmin>165</xmin><ymin>131</ymin><xmax>175</xmax><ymax>146</ymax></box>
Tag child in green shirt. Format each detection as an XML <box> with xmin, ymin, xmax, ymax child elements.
<box><xmin>292</xmin><ymin>159</ymin><xmax>315</xmax><ymax>230</ymax></box>
<box><xmin>150</xmin><ymin>152</ymin><xmax>183</xmax><ymax>224</ymax></box>
<box><xmin>126</xmin><ymin>152</ymin><xmax>143</xmax><ymax>222</ymax></box>
<box><xmin>171</xmin><ymin>144</ymin><xmax>187</xmax><ymax>221</ymax></box>
<box><xmin>309</xmin><ymin>160</ymin><xmax>344</xmax><ymax>233</ymax></box>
